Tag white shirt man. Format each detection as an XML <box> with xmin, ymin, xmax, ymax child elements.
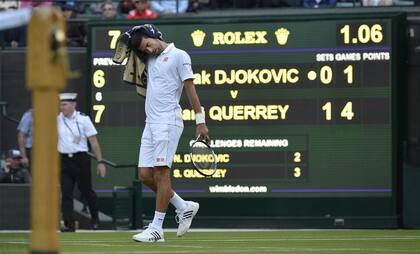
<box><xmin>125</xmin><ymin>25</ymin><xmax>208</xmax><ymax>243</ymax></box>
<box><xmin>57</xmin><ymin>92</ymin><xmax>106</xmax><ymax>232</ymax></box>
<box><xmin>58</xmin><ymin>110</ymin><xmax>97</xmax><ymax>154</ymax></box>
<box><xmin>145</xmin><ymin>43</ymin><xmax>193</xmax><ymax>128</ymax></box>
<box><xmin>150</xmin><ymin>0</ymin><xmax>189</xmax><ymax>15</ymax></box>
<box><xmin>17</xmin><ymin>109</ymin><xmax>32</xmax><ymax>167</ymax></box>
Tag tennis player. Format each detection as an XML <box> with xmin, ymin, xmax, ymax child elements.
<box><xmin>128</xmin><ymin>25</ymin><xmax>209</xmax><ymax>242</ymax></box>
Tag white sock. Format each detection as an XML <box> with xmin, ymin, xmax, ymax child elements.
<box><xmin>150</xmin><ymin>211</ymin><xmax>165</xmax><ymax>230</ymax></box>
<box><xmin>170</xmin><ymin>192</ymin><xmax>187</xmax><ymax>211</ymax></box>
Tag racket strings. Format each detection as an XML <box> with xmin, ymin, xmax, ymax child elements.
<box><xmin>191</xmin><ymin>142</ymin><xmax>216</xmax><ymax>170</ymax></box>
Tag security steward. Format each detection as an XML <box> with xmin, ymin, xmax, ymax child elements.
<box><xmin>58</xmin><ymin>93</ymin><xmax>106</xmax><ymax>232</ymax></box>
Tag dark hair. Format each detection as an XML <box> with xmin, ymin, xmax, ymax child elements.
<box><xmin>130</xmin><ymin>30</ymin><xmax>149</xmax><ymax>62</ymax></box>
<box><xmin>129</xmin><ymin>29</ymin><xmax>148</xmax><ymax>50</ymax></box>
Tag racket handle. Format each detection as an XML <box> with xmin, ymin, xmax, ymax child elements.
<box><xmin>197</xmin><ymin>135</ymin><xmax>210</xmax><ymax>144</ymax></box>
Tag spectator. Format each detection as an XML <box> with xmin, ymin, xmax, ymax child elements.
<box><xmin>117</xmin><ymin>0</ymin><xmax>136</xmax><ymax>15</ymax></box>
<box><xmin>3</xmin><ymin>25</ymin><xmax>25</xmax><ymax>48</ymax></box>
<box><xmin>187</xmin><ymin>0</ymin><xmax>201</xmax><ymax>12</ymax></box>
<box><xmin>62</xmin><ymin>2</ymin><xmax>77</xmax><ymax>19</ymax></box>
<box><xmin>150</xmin><ymin>0</ymin><xmax>189</xmax><ymax>15</ymax></box>
<box><xmin>101</xmin><ymin>0</ymin><xmax>119</xmax><ymax>19</ymax></box>
<box><xmin>0</xmin><ymin>149</ymin><xmax>31</xmax><ymax>184</ymax></box>
<box><xmin>2</xmin><ymin>6</ymin><xmax>26</xmax><ymax>48</ymax></box>
<box><xmin>362</xmin><ymin>0</ymin><xmax>393</xmax><ymax>5</ymax></box>
<box><xmin>85</xmin><ymin>2</ymin><xmax>103</xmax><ymax>15</ymax></box>
<box><xmin>62</xmin><ymin>2</ymin><xmax>86</xmax><ymax>47</ymax></box>
<box><xmin>187</xmin><ymin>0</ymin><xmax>213</xmax><ymax>12</ymax></box>
<box><xmin>58</xmin><ymin>93</ymin><xmax>106</xmax><ymax>232</ymax></box>
<box><xmin>17</xmin><ymin>108</ymin><xmax>32</xmax><ymax>168</ymax></box>
<box><xmin>303</xmin><ymin>0</ymin><xmax>336</xmax><ymax>7</ymax></box>
<box><xmin>127</xmin><ymin>0</ymin><xmax>157</xmax><ymax>19</ymax></box>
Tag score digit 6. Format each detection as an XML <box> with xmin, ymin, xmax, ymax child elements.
<box><xmin>92</xmin><ymin>69</ymin><xmax>106</xmax><ymax>123</ymax></box>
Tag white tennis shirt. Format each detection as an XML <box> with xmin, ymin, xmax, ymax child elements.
<box><xmin>145</xmin><ymin>43</ymin><xmax>194</xmax><ymax>127</ymax></box>
<box><xmin>57</xmin><ymin>111</ymin><xmax>98</xmax><ymax>153</ymax></box>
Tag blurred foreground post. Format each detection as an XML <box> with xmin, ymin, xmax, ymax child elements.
<box><xmin>27</xmin><ymin>6</ymin><xmax>69</xmax><ymax>254</ymax></box>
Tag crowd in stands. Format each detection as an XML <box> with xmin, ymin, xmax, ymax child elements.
<box><xmin>0</xmin><ymin>149</ymin><xmax>31</xmax><ymax>184</ymax></box>
<box><xmin>0</xmin><ymin>0</ymin><xmax>417</xmax><ymax>47</ymax></box>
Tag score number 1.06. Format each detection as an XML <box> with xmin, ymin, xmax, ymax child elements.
<box><xmin>339</xmin><ymin>24</ymin><xmax>383</xmax><ymax>45</ymax></box>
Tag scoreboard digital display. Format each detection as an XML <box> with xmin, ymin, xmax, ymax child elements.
<box><xmin>88</xmin><ymin>13</ymin><xmax>403</xmax><ymax>201</ymax></box>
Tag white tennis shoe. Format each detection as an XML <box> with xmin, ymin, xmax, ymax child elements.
<box><xmin>132</xmin><ymin>224</ymin><xmax>165</xmax><ymax>243</ymax></box>
<box><xmin>175</xmin><ymin>201</ymin><xmax>199</xmax><ymax>236</ymax></box>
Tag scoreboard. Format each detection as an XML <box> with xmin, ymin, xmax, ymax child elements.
<box><xmin>88</xmin><ymin>13</ymin><xmax>404</xmax><ymax>205</ymax></box>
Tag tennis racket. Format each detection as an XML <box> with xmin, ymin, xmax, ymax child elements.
<box><xmin>190</xmin><ymin>135</ymin><xmax>217</xmax><ymax>177</ymax></box>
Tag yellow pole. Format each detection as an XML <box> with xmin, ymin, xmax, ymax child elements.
<box><xmin>27</xmin><ymin>7</ymin><xmax>69</xmax><ymax>254</ymax></box>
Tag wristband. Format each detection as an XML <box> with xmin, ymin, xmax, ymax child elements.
<box><xmin>97</xmin><ymin>160</ymin><xmax>105</xmax><ymax>164</ymax></box>
<box><xmin>195</xmin><ymin>106</ymin><xmax>205</xmax><ymax>125</ymax></box>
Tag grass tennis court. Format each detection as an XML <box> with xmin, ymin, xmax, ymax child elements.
<box><xmin>1</xmin><ymin>230</ymin><xmax>420</xmax><ymax>254</ymax></box>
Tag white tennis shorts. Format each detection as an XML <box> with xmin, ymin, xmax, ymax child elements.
<box><xmin>138</xmin><ymin>123</ymin><xmax>183</xmax><ymax>168</ymax></box>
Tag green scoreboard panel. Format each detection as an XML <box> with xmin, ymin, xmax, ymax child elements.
<box><xmin>88</xmin><ymin>13</ymin><xmax>403</xmax><ymax>210</ymax></box>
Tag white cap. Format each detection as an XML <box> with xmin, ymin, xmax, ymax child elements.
<box><xmin>59</xmin><ymin>93</ymin><xmax>77</xmax><ymax>101</ymax></box>
<box><xmin>6</xmin><ymin>149</ymin><xmax>22</xmax><ymax>158</ymax></box>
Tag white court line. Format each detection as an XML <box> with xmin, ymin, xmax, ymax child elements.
<box><xmin>2</xmin><ymin>239</ymin><xmax>419</xmax><ymax>254</ymax></box>
<box><xmin>0</xmin><ymin>241</ymin><xmax>27</xmax><ymax>244</ymax></box>
<box><xmin>1</xmin><ymin>228</ymin><xmax>398</xmax><ymax>233</ymax></box>
<box><xmin>60</xmin><ymin>236</ymin><xmax>420</xmax><ymax>242</ymax></box>
<box><xmin>3</xmin><ymin>229</ymin><xmax>296</xmax><ymax>233</ymax></box>
<box><xmin>60</xmin><ymin>248</ymin><xmax>420</xmax><ymax>254</ymax></box>
<box><xmin>46</xmin><ymin>243</ymin><xmax>206</xmax><ymax>249</ymax></box>
<box><xmin>163</xmin><ymin>237</ymin><xmax>420</xmax><ymax>242</ymax></box>
<box><xmin>2</xmin><ymin>229</ymin><xmax>420</xmax><ymax>234</ymax></box>
<box><xmin>1</xmin><ymin>236</ymin><xmax>420</xmax><ymax>244</ymax></box>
